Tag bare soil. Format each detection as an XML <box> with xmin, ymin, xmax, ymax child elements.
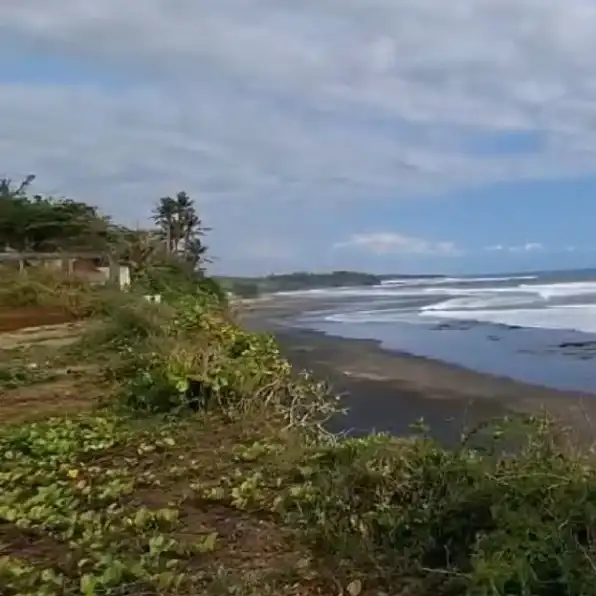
<box><xmin>0</xmin><ymin>306</ymin><xmax>80</xmax><ymax>333</ymax></box>
<box><xmin>0</xmin><ymin>321</ymin><xmax>87</xmax><ymax>350</ymax></box>
<box><xmin>0</xmin><ymin>318</ymin><xmax>101</xmax><ymax>424</ymax></box>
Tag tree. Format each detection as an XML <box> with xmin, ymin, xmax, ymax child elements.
<box><xmin>154</xmin><ymin>196</ymin><xmax>177</xmax><ymax>254</ymax></box>
<box><xmin>24</xmin><ymin>198</ymin><xmax>110</xmax><ymax>252</ymax></box>
<box><xmin>0</xmin><ymin>173</ymin><xmax>35</xmax><ymax>200</ymax></box>
<box><xmin>152</xmin><ymin>191</ymin><xmax>209</xmax><ymax>270</ymax></box>
<box><xmin>0</xmin><ymin>175</ymin><xmax>214</xmax><ymax>280</ymax></box>
<box><xmin>0</xmin><ymin>175</ymin><xmax>111</xmax><ymax>252</ymax></box>
<box><xmin>185</xmin><ymin>237</ymin><xmax>209</xmax><ymax>269</ymax></box>
<box><xmin>0</xmin><ymin>175</ymin><xmax>34</xmax><ymax>250</ymax></box>
<box><xmin>110</xmin><ymin>227</ymin><xmax>166</xmax><ymax>280</ymax></box>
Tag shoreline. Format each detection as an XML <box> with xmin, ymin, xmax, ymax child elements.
<box><xmin>239</xmin><ymin>295</ymin><xmax>596</xmax><ymax>445</ymax></box>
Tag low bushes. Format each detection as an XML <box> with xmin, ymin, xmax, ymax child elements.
<box><xmin>0</xmin><ymin>268</ymin><xmax>118</xmax><ymax>319</ymax></box>
<box><xmin>4</xmin><ymin>270</ymin><xmax>596</xmax><ymax>595</ymax></box>
<box><xmin>193</xmin><ymin>415</ymin><xmax>596</xmax><ymax>596</ymax></box>
<box><xmin>94</xmin><ymin>287</ymin><xmax>340</xmax><ymax>438</ymax></box>
<box><xmin>96</xmin><ymin>282</ymin><xmax>596</xmax><ymax>595</ymax></box>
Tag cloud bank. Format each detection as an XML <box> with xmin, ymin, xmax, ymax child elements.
<box><xmin>334</xmin><ymin>233</ymin><xmax>461</xmax><ymax>256</ymax></box>
<box><xmin>485</xmin><ymin>243</ymin><xmax>545</xmax><ymax>253</ymax></box>
<box><xmin>2</xmin><ymin>0</ymin><xmax>596</xmax><ymax>270</ymax></box>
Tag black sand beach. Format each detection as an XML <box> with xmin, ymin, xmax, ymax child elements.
<box><xmin>239</xmin><ymin>295</ymin><xmax>596</xmax><ymax>446</ymax></box>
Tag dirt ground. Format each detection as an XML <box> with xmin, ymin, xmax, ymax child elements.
<box><xmin>0</xmin><ymin>306</ymin><xmax>80</xmax><ymax>333</ymax></box>
<box><xmin>0</xmin><ymin>321</ymin><xmax>86</xmax><ymax>350</ymax></box>
<box><xmin>0</xmin><ymin>315</ymin><xmax>101</xmax><ymax>424</ymax></box>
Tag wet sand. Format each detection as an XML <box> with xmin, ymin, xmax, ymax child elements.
<box><xmin>238</xmin><ymin>295</ymin><xmax>596</xmax><ymax>446</ymax></box>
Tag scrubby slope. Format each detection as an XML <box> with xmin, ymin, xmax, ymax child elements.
<box><xmin>1</xmin><ymin>272</ymin><xmax>596</xmax><ymax>596</ymax></box>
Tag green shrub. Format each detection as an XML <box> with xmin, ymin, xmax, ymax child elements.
<box><xmin>91</xmin><ymin>291</ymin><xmax>339</xmax><ymax>432</ymax></box>
<box><xmin>6</xmin><ymin>262</ymin><xmax>596</xmax><ymax>596</ymax></box>
<box><xmin>132</xmin><ymin>258</ymin><xmax>227</xmax><ymax>306</ymax></box>
<box><xmin>0</xmin><ymin>268</ymin><xmax>117</xmax><ymax>317</ymax></box>
<box><xmin>275</xmin><ymin>415</ymin><xmax>596</xmax><ymax>596</ymax></box>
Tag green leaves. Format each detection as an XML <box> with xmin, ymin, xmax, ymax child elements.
<box><xmin>193</xmin><ymin>531</ymin><xmax>218</xmax><ymax>554</ymax></box>
<box><xmin>0</xmin><ymin>416</ymin><xmax>212</xmax><ymax>595</ymax></box>
<box><xmin>152</xmin><ymin>191</ymin><xmax>209</xmax><ymax>268</ymax></box>
<box><xmin>0</xmin><ymin>177</ymin><xmax>109</xmax><ymax>253</ymax></box>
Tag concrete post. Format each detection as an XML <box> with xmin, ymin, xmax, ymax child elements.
<box><xmin>108</xmin><ymin>254</ymin><xmax>120</xmax><ymax>288</ymax></box>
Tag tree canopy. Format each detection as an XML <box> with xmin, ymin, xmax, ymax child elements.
<box><xmin>0</xmin><ymin>175</ymin><xmax>110</xmax><ymax>253</ymax></box>
<box><xmin>152</xmin><ymin>191</ymin><xmax>209</xmax><ymax>270</ymax></box>
<box><xmin>0</xmin><ymin>175</ymin><xmax>211</xmax><ymax>279</ymax></box>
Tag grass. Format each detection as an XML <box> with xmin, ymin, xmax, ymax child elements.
<box><xmin>2</xmin><ymin>270</ymin><xmax>596</xmax><ymax>595</ymax></box>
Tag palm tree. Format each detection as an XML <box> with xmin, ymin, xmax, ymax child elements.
<box><xmin>153</xmin><ymin>196</ymin><xmax>177</xmax><ymax>254</ymax></box>
<box><xmin>152</xmin><ymin>191</ymin><xmax>210</xmax><ymax>268</ymax></box>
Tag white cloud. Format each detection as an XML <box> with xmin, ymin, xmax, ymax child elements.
<box><xmin>2</xmin><ymin>1</ymin><xmax>596</xmax><ymax>269</ymax></box>
<box><xmin>334</xmin><ymin>233</ymin><xmax>462</xmax><ymax>256</ymax></box>
<box><xmin>485</xmin><ymin>242</ymin><xmax>544</xmax><ymax>252</ymax></box>
<box><xmin>513</xmin><ymin>242</ymin><xmax>544</xmax><ymax>252</ymax></box>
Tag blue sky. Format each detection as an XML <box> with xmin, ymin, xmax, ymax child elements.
<box><xmin>2</xmin><ymin>0</ymin><xmax>596</xmax><ymax>276</ymax></box>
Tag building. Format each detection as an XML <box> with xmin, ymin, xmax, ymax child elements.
<box><xmin>0</xmin><ymin>252</ymin><xmax>131</xmax><ymax>290</ymax></box>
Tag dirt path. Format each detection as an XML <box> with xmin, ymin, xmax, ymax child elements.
<box><xmin>0</xmin><ymin>321</ymin><xmax>87</xmax><ymax>350</ymax></box>
<box><xmin>0</xmin><ymin>319</ymin><xmax>103</xmax><ymax>424</ymax></box>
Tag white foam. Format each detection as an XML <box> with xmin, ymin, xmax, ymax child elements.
<box><xmin>272</xmin><ymin>287</ymin><xmax>385</xmax><ymax>297</ymax></box>
<box><xmin>275</xmin><ymin>287</ymin><xmax>406</xmax><ymax>298</ymax></box>
<box><xmin>420</xmin><ymin>304</ymin><xmax>596</xmax><ymax>333</ymax></box>
<box><xmin>278</xmin><ymin>279</ymin><xmax>596</xmax><ymax>333</ymax></box>
<box><xmin>381</xmin><ymin>275</ymin><xmax>537</xmax><ymax>286</ymax></box>
<box><xmin>418</xmin><ymin>281</ymin><xmax>596</xmax><ymax>312</ymax></box>
<box><xmin>281</xmin><ymin>285</ymin><xmax>504</xmax><ymax>300</ymax></box>
<box><xmin>421</xmin><ymin>287</ymin><xmax>510</xmax><ymax>297</ymax></box>
<box><xmin>421</xmin><ymin>294</ymin><xmax>537</xmax><ymax>312</ymax></box>
<box><xmin>518</xmin><ymin>281</ymin><xmax>596</xmax><ymax>300</ymax></box>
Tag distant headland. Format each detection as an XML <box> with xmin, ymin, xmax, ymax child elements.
<box><xmin>217</xmin><ymin>270</ymin><xmax>445</xmax><ymax>297</ymax></box>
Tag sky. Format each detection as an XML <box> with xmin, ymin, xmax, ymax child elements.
<box><xmin>2</xmin><ymin>1</ymin><xmax>596</xmax><ymax>276</ymax></box>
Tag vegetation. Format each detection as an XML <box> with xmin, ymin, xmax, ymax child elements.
<box><xmin>152</xmin><ymin>191</ymin><xmax>209</xmax><ymax>270</ymax></box>
<box><xmin>1</xmin><ymin>175</ymin><xmax>596</xmax><ymax>595</ymax></box>
<box><xmin>0</xmin><ymin>175</ymin><xmax>110</xmax><ymax>252</ymax></box>
<box><xmin>0</xmin><ymin>176</ymin><xmax>209</xmax><ymax>287</ymax></box>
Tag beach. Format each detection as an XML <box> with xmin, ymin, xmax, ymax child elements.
<box><xmin>239</xmin><ymin>294</ymin><xmax>596</xmax><ymax>446</ymax></box>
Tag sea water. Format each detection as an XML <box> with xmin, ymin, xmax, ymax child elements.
<box><xmin>283</xmin><ymin>269</ymin><xmax>596</xmax><ymax>393</ymax></box>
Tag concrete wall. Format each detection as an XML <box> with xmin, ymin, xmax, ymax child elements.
<box><xmin>97</xmin><ymin>265</ymin><xmax>131</xmax><ymax>289</ymax></box>
<box><xmin>0</xmin><ymin>253</ymin><xmax>131</xmax><ymax>290</ymax></box>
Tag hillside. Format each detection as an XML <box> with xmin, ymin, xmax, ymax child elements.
<box><xmin>1</xmin><ymin>269</ymin><xmax>596</xmax><ymax>596</ymax></box>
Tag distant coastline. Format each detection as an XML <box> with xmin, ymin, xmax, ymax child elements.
<box><xmin>217</xmin><ymin>269</ymin><xmax>445</xmax><ymax>297</ymax></box>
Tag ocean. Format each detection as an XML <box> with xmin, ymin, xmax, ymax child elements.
<box><xmin>284</xmin><ymin>269</ymin><xmax>596</xmax><ymax>394</ymax></box>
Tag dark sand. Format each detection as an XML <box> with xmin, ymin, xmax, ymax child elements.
<box><xmin>238</xmin><ymin>295</ymin><xmax>596</xmax><ymax>446</ymax></box>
